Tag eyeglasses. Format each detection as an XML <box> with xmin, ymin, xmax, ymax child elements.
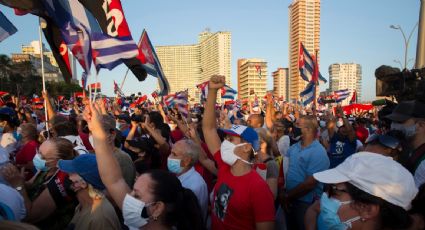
<box><xmin>365</xmin><ymin>134</ymin><xmax>400</xmax><ymax>150</ymax></box>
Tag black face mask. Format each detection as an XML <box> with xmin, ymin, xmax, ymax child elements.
<box><xmin>293</xmin><ymin>127</ymin><xmax>302</xmax><ymax>139</ymax></box>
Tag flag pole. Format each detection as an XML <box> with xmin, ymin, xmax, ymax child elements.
<box><xmin>39</xmin><ymin>18</ymin><xmax>49</xmax><ymax>135</ymax></box>
<box><xmin>313</xmin><ymin>49</ymin><xmax>319</xmax><ymax>115</ymax></box>
<box><xmin>120</xmin><ymin>68</ymin><xmax>130</xmax><ymax>92</ymax></box>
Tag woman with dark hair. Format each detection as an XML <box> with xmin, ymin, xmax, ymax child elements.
<box><xmin>84</xmin><ymin>102</ymin><xmax>205</xmax><ymax>230</ymax></box>
<box><xmin>304</xmin><ymin>152</ymin><xmax>418</xmax><ymax>230</ymax></box>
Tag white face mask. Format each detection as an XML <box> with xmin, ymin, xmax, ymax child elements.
<box><xmin>220</xmin><ymin>140</ymin><xmax>252</xmax><ymax>166</ymax></box>
<box><xmin>169</xmin><ymin>124</ymin><xmax>177</xmax><ymax>131</ymax></box>
<box><xmin>89</xmin><ymin>135</ymin><xmax>95</xmax><ymax>149</ymax></box>
<box><xmin>122</xmin><ymin>194</ymin><xmax>150</xmax><ymax>229</ymax></box>
<box><xmin>319</xmin><ymin>120</ymin><xmax>326</xmax><ymax>128</ymax></box>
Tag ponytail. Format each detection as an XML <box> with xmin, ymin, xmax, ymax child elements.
<box><xmin>175</xmin><ymin>188</ymin><xmax>205</xmax><ymax>230</ymax></box>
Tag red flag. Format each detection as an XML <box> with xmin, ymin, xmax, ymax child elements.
<box><xmin>350</xmin><ymin>90</ymin><xmax>357</xmax><ymax>104</ymax></box>
<box><xmin>89</xmin><ymin>83</ymin><xmax>101</xmax><ymax>92</ymax></box>
<box><xmin>74</xmin><ymin>92</ymin><xmax>84</xmax><ymax>99</ymax></box>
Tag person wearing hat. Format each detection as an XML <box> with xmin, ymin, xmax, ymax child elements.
<box><xmin>202</xmin><ymin>75</ymin><xmax>275</xmax><ymax>230</ymax></box>
<box><xmin>327</xmin><ymin>107</ymin><xmax>357</xmax><ymax>169</ymax></box>
<box><xmin>305</xmin><ymin>152</ymin><xmax>418</xmax><ymax>230</ymax></box>
<box><xmin>89</xmin><ymin>114</ymin><xmax>136</xmax><ymax>188</ymax></box>
<box><xmin>58</xmin><ymin>154</ymin><xmax>121</xmax><ymax>230</ymax></box>
<box><xmin>386</xmin><ymin>100</ymin><xmax>425</xmax><ymax>188</ymax></box>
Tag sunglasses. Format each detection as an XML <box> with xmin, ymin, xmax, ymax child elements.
<box><xmin>365</xmin><ymin>134</ymin><xmax>400</xmax><ymax>150</ymax></box>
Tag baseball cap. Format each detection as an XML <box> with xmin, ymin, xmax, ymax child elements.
<box><xmin>58</xmin><ymin>154</ymin><xmax>105</xmax><ymax>190</ymax></box>
<box><xmin>313</xmin><ymin>152</ymin><xmax>418</xmax><ymax>210</ymax></box>
<box><xmin>220</xmin><ymin>125</ymin><xmax>260</xmax><ymax>151</ymax></box>
<box><xmin>385</xmin><ymin>100</ymin><xmax>425</xmax><ymax>122</ymax></box>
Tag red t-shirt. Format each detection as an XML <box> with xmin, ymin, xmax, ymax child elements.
<box><xmin>211</xmin><ymin>151</ymin><xmax>275</xmax><ymax>230</ymax></box>
<box><xmin>194</xmin><ymin>142</ymin><xmax>216</xmax><ymax>194</ymax></box>
<box><xmin>15</xmin><ymin>140</ymin><xmax>40</xmax><ymax>180</ymax></box>
<box><xmin>79</xmin><ymin>131</ymin><xmax>93</xmax><ymax>151</ymax></box>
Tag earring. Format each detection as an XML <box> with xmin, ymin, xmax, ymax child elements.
<box><xmin>361</xmin><ymin>218</ymin><xmax>366</xmax><ymax>222</ymax></box>
<box><xmin>153</xmin><ymin>216</ymin><xmax>158</xmax><ymax>221</ymax></box>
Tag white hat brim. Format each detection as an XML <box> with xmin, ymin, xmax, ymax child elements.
<box><xmin>313</xmin><ymin>168</ymin><xmax>350</xmax><ymax>184</ymax></box>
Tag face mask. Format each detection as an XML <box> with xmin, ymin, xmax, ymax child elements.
<box><xmin>122</xmin><ymin>194</ymin><xmax>151</xmax><ymax>229</ymax></box>
<box><xmin>293</xmin><ymin>127</ymin><xmax>302</xmax><ymax>138</ymax></box>
<box><xmin>167</xmin><ymin>158</ymin><xmax>183</xmax><ymax>174</ymax></box>
<box><xmin>319</xmin><ymin>193</ymin><xmax>361</xmax><ymax>230</ymax></box>
<box><xmin>33</xmin><ymin>154</ymin><xmax>49</xmax><ymax>171</ymax></box>
<box><xmin>391</xmin><ymin>122</ymin><xmax>416</xmax><ymax>138</ymax></box>
<box><xmin>89</xmin><ymin>135</ymin><xmax>95</xmax><ymax>149</ymax></box>
<box><xmin>220</xmin><ymin>140</ymin><xmax>252</xmax><ymax>166</ymax></box>
<box><xmin>320</xmin><ymin>120</ymin><xmax>327</xmax><ymax>128</ymax></box>
<box><xmin>0</xmin><ymin>126</ymin><xmax>3</xmax><ymax>134</ymax></box>
<box><xmin>137</xmin><ymin>126</ymin><xmax>142</xmax><ymax>134</ymax></box>
<box><xmin>116</xmin><ymin>122</ymin><xmax>122</xmax><ymax>130</ymax></box>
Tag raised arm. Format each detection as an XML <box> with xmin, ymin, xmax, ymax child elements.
<box><xmin>83</xmin><ymin>103</ymin><xmax>130</xmax><ymax>209</ymax></box>
<box><xmin>187</xmin><ymin>126</ymin><xmax>217</xmax><ymax>175</ymax></box>
<box><xmin>265</xmin><ymin>92</ymin><xmax>275</xmax><ymax>130</ymax></box>
<box><xmin>42</xmin><ymin>91</ymin><xmax>56</xmax><ymax>120</ymax></box>
<box><xmin>202</xmin><ymin>75</ymin><xmax>225</xmax><ymax>155</ymax></box>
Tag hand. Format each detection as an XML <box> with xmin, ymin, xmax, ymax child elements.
<box><xmin>1</xmin><ymin>163</ymin><xmax>25</xmax><ymax>188</ymax></box>
<box><xmin>208</xmin><ymin>75</ymin><xmax>225</xmax><ymax>90</ymax></box>
<box><xmin>186</xmin><ymin>126</ymin><xmax>199</xmax><ymax>141</ymax></box>
<box><xmin>42</xmin><ymin>91</ymin><xmax>49</xmax><ymax>100</ymax></box>
<box><xmin>83</xmin><ymin>102</ymin><xmax>107</xmax><ymax>140</ymax></box>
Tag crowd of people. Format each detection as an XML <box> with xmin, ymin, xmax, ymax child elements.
<box><xmin>0</xmin><ymin>75</ymin><xmax>424</xmax><ymax>230</ymax></box>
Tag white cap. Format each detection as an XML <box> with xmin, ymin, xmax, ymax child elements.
<box><xmin>288</xmin><ymin>114</ymin><xmax>295</xmax><ymax>122</ymax></box>
<box><xmin>314</xmin><ymin>152</ymin><xmax>418</xmax><ymax>210</ymax></box>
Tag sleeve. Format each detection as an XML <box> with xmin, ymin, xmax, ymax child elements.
<box><xmin>251</xmin><ymin>179</ymin><xmax>276</xmax><ymax>222</ymax></box>
<box><xmin>278</xmin><ymin>136</ymin><xmax>290</xmax><ymax>157</ymax></box>
<box><xmin>46</xmin><ymin>171</ymin><xmax>75</xmax><ymax>206</ymax></box>
<box><xmin>414</xmin><ymin>160</ymin><xmax>425</xmax><ymax>188</ymax></box>
<box><xmin>266</xmin><ymin>161</ymin><xmax>279</xmax><ymax>179</ymax></box>
<box><xmin>305</xmin><ymin>147</ymin><xmax>330</xmax><ymax>176</ymax></box>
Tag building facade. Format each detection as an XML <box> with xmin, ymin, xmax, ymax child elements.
<box><xmin>11</xmin><ymin>53</ymin><xmax>63</xmax><ymax>82</ymax></box>
<box><xmin>156</xmin><ymin>30</ymin><xmax>231</xmax><ymax>102</ymax></box>
<box><xmin>272</xmin><ymin>68</ymin><xmax>289</xmax><ymax>100</ymax></box>
<box><xmin>288</xmin><ymin>0</ymin><xmax>321</xmax><ymax>100</ymax></box>
<box><xmin>237</xmin><ymin>58</ymin><xmax>267</xmax><ymax>101</ymax></box>
<box><xmin>329</xmin><ymin>63</ymin><xmax>362</xmax><ymax>103</ymax></box>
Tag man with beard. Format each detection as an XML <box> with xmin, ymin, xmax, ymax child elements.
<box><xmin>327</xmin><ymin>106</ymin><xmax>357</xmax><ymax>168</ymax></box>
<box><xmin>386</xmin><ymin>100</ymin><xmax>425</xmax><ymax>187</ymax></box>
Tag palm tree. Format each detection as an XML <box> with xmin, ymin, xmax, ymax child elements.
<box><xmin>0</xmin><ymin>55</ymin><xmax>12</xmax><ymax>91</ymax></box>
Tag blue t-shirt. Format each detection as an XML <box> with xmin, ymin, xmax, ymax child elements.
<box><xmin>328</xmin><ymin>134</ymin><xmax>357</xmax><ymax>168</ymax></box>
<box><xmin>286</xmin><ymin>140</ymin><xmax>330</xmax><ymax>203</ymax></box>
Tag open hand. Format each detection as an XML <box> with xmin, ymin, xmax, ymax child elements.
<box><xmin>83</xmin><ymin>102</ymin><xmax>107</xmax><ymax>140</ymax></box>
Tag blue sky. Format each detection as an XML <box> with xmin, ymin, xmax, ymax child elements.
<box><xmin>0</xmin><ymin>0</ymin><xmax>420</xmax><ymax>101</ymax></box>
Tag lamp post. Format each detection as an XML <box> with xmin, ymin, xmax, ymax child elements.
<box><xmin>390</xmin><ymin>22</ymin><xmax>419</xmax><ymax>69</ymax></box>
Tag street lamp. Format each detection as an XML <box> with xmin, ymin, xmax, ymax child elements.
<box><xmin>390</xmin><ymin>22</ymin><xmax>419</xmax><ymax>70</ymax></box>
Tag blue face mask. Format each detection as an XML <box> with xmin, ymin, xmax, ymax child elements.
<box><xmin>318</xmin><ymin>193</ymin><xmax>361</xmax><ymax>230</ymax></box>
<box><xmin>0</xmin><ymin>127</ymin><xmax>3</xmax><ymax>134</ymax></box>
<box><xmin>167</xmin><ymin>158</ymin><xmax>183</xmax><ymax>174</ymax></box>
<box><xmin>33</xmin><ymin>154</ymin><xmax>49</xmax><ymax>172</ymax></box>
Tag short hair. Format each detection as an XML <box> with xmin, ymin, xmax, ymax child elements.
<box><xmin>180</xmin><ymin>139</ymin><xmax>200</xmax><ymax>167</ymax></box>
<box><xmin>52</xmin><ymin>121</ymin><xmax>78</xmax><ymax>136</ymax></box>
<box><xmin>100</xmin><ymin>115</ymin><xmax>116</xmax><ymax>132</ymax></box>
<box><xmin>300</xmin><ymin>115</ymin><xmax>319</xmax><ymax>133</ymax></box>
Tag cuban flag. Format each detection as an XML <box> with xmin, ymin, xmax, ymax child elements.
<box><xmin>221</xmin><ymin>85</ymin><xmax>237</xmax><ymax>100</ymax></box>
<box><xmin>334</xmin><ymin>89</ymin><xmax>350</xmax><ymax>102</ymax></box>
<box><xmin>81</xmin><ymin>71</ymin><xmax>88</xmax><ymax>89</ymax></box>
<box><xmin>298</xmin><ymin>42</ymin><xmax>327</xmax><ymax>83</ymax></box>
<box><xmin>0</xmin><ymin>11</ymin><xmax>17</xmax><ymax>43</ymax></box>
<box><xmin>175</xmin><ymin>91</ymin><xmax>189</xmax><ymax>117</ymax></box>
<box><xmin>137</xmin><ymin>30</ymin><xmax>170</xmax><ymax>96</ymax></box>
<box><xmin>113</xmin><ymin>80</ymin><xmax>124</xmax><ymax>97</ymax></box>
<box><xmin>196</xmin><ymin>81</ymin><xmax>209</xmax><ymax>102</ymax></box>
<box><xmin>163</xmin><ymin>94</ymin><xmax>176</xmax><ymax>108</ymax></box>
<box><xmin>300</xmin><ymin>81</ymin><xmax>316</xmax><ymax>106</ymax></box>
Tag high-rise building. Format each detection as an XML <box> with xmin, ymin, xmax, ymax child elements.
<box><xmin>156</xmin><ymin>30</ymin><xmax>231</xmax><ymax>101</ymax></box>
<box><xmin>329</xmin><ymin>63</ymin><xmax>362</xmax><ymax>104</ymax></box>
<box><xmin>237</xmin><ymin>58</ymin><xmax>267</xmax><ymax>101</ymax></box>
<box><xmin>272</xmin><ymin>68</ymin><xmax>289</xmax><ymax>100</ymax></box>
<box><xmin>22</xmin><ymin>41</ymin><xmax>58</xmax><ymax>67</ymax></box>
<box><xmin>288</xmin><ymin>0</ymin><xmax>321</xmax><ymax>100</ymax></box>
<box><xmin>156</xmin><ymin>45</ymin><xmax>201</xmax><ymax>101</ymax></box>
<box><xmin>11</xmin><ymin>53</ymin><xmax>63</xmax><ymax>82</ymax></box>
